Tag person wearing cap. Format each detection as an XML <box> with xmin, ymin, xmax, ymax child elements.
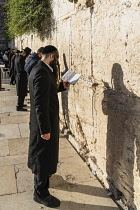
<box><xmin>28</xmin><ymin>45</ymin><xmax>70</xmax><ymax>208</ymax></box>
<box><xmin>15</xmin><ymin>47</ymin><xmax>31</xmax><ymax>111</ymax></box>
<box><xmin>10</xmin><ymin>50</ymin><xmax>21</xmax><ymax>85</ymax></box>
<box><xmin>24</xmin><ymin>47</ymin><xmax>44</xmax><ymax>78</ymax></box>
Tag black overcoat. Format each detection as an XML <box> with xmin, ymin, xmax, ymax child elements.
<box><xmin>14</xmin><ymin>55</ymin><xmax>27</xmax><ymax>97</ymax></box>
<box><xmin>28</xmin><ymin>61</ymin><xmax>65</xmax><ymax>177</ymax></box>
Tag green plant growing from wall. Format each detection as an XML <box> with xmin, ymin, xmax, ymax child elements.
<box><xmin>4</xmin><ymin>0</ymin><xmax>53</xmax><ymax>39</ymax></box>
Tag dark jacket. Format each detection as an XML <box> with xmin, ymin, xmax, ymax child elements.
<box><xmin>14</xmin><ymin>55</ymin><xmax>27</xmax><ymax>97</ymax></box>
<box><xmin>10</xmin><ymin>54</ymin><xmax>16</xmax><ymax>76</ymax></box>
<box><xmin>28</xmin><ymin>61</ymin><xmax>66</xmax><ymax>177</ymax></box>
<box><xmin>24</xmin><ymin>52</ymin><xmax>40</xmax><ymax>75</ymax></box>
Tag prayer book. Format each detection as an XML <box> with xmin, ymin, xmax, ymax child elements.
<box><xmin>62</xmin><ymin>69</ymin><xmax>81</xmax><ymax>85</ymax></box>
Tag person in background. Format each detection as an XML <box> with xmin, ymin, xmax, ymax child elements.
<box><xmin>7</xmin><ymin>48</ymin><xmax>12</xmax><ymax>67</ymax></box>
<box><xmin>3</xmin><ymin>51</ymin><xmax>9</xmax><ymax>68</ymax></box>
<box><xmin>25</xmin><ymin>47</ymin><xmax>44</xmax><ymax>79</ymax></box>
<box><xmin>14</xmin><ymin>47</ymin><xmax>31</xmax><ymax>111</ymax></box>
<box><xmin>0</xmin><ymin>50</ymin><xmax>3</xmax><ymax>61</ymax></box>
<box><xmin>10</xmin><ymin>50</ymin><xmax>20</xmax><ymax>85</ymax></box>
<box><xmin>28</xmin><ymin>45</ymin><xmax>70</xmax><ymax>208</ymax></box>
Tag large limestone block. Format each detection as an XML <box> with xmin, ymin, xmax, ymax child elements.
<box><xmin>0</xmin><ymin>124</ymin><xmax>21</xmax><ymax>140</ymax></box>
<box><xmin>92</xmin><ymin>0</ymin><xmax>140</xmax><ymax>96</ymax></box>
<box><xmin>53</xmin><ymin>0</ymin><xmax>75</xmax><ymax>20</ymax></box>
<box><xmin>1</xmin><ymin>115</ymin><xmax>29</xmax><ymax>125</ymax></box>
<box><xmin>0</xmin><ymin>106</ymin><xmax>17</xmax><ymax>114</ymax></box>
<box><xmin>0</xmin><ymin>98</ymin><xmax>17</xmax><ymax>107</ymax></box>
<box><xmin>10</xmin><ymin>112</ymin><xmax>30</xmax><ymax>116</ymax></box>
<box><xmin>0</xmin><ymin>112</ymin><xmax>10</xmax><ymax>118</ymax></box>
<box><xmin>0</xmin><ymin>140</ymin><xmax>9</xmax><ymax>157</ymax></box>
<box><xmin>0</xmin><ymin>154</ymin><xmax>28</xmax><ymax>167</ymax></box>
<box><xmin>71</xmin><ymin>9</ymin><xmax>92</xmax><ymax>76</ymax></box>
<box><xmin>57</xmin><ymin>155</ymin><xmax>93</xmax><ymax>184</ymax></box>
<box><xmin>0</xmin><ymin>165</ymin><xmax>17</xmax><ymax>195</ymax></box>
<box><xmin>59</xmin><ymin>141</ymin><xmax>80</xmax><ymax>159</ymax></box>
<box><xmin>59</xmin><ymin>135</ymin><xmax>72</xmax><ymax>147</ymax></box>
<box><xmin>18</xmin><ymin>123</ymin><xmax>29</xmax><ymax>138</ymax></box>
<box><xmin>56</xmin><ymin>18</ymin><xmax>71</xmax><ymax>71</ymax></box>
<box><xmin>9</xmin><ymin>138</ymin><xmax>29</xmax><ymax>156</ymax></box>
<box><xmin>0</xmin><ymin>192</ymin><xmax>39</xmax><ymax>210</ymax></box>
<box><xmin>0</xmin><ymin>92</ymin><xmax>17</xmax><ymax>97</ymax></box>
<box><xmin>15</xmin><ymin>164</ymin><xmax>33</xmax><ymax>193</ymax></box>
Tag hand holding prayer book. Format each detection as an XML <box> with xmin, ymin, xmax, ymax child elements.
<box><xmin>62</xmin><ymin>69</ymin><xmax>81</xmax><ymax>85</ymax></box>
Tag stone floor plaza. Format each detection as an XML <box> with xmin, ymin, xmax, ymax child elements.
<box><xmin>0</xmin><ymin>79</ymin><xmax>119</xmax><ymax>210</ymax></box>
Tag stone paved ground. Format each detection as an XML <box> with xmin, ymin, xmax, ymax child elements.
<box><xmin>0</xmin><ymin>81</ymin><xmax>120</xmax><ymax>210</ymax></box>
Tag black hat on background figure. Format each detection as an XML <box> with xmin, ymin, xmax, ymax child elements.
<box><xmin>23</xmin><ymin>47</ymin><xmax>31</xmax><ymax>56</ymax></box>
<box><xmin>16</xmin><ymin>50</ymin><xmax>20</xmax><ymax>54</ymax></box>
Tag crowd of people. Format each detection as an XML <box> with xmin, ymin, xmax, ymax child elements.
<box><xmin>1</xmin><ymin>45</ymin><xmax>70</xmax><ymax>208</ymax></box>
<box><xmin>0</xmin><ymin>47</ymin><xmax>45</xmax><ymax>111</ymax></box>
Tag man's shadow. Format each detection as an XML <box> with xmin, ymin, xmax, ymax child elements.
<box><xmin>60</xmin><ymin>53</ymin><xmax>70</xmax><ymax>133</ymax></box>
<box><xmin>50</xmin><ymin>174</ymin><xmax>119</xmax><ymax>210</ymax></box>
<box><xmin>102</xmin><ymin>63</ymin><xmax>140</xmax><ymax>209</ymax></box>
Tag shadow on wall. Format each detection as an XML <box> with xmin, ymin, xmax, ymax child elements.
<box><xmin>102</xmin><ymin>63</ymin><xmax>140</xmax><ymax>209</ymax></box>
<box><xmin>60</xmin><ymin>53</ymin><xmax>70</xmax><ymax>132</ymax></box>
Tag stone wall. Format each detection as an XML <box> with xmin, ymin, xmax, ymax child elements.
<box><xmin>13</xmin><ymin>0</ymin><xmax>140</xmax><ymax>209</ymax></box>
<box><xmin>0</xmin><ymin>0</ymin><xmax>8</xmax><ymax>50</ymax></box>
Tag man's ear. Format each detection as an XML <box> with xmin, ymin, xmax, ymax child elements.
<box><xmin>50</xmin><ymin>53</ymin><xmax>54</xmax><ymax>60</ymax></box>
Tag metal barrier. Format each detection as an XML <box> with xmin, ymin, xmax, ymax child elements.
<box><xmin>0</xmin><ymin>64</ymin><xmax>6</xmax><ymax>90</ymax></box>
<box><xmin>1</xmin><ymin>68</ymin><xmax>10</xmax><ymax>79</ymax></box>
<box><xmin>0</xmin><ymin>67</ymin><xmax>1</xmax><ymax>90</ymax></box>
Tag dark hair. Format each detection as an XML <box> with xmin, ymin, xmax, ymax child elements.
<box><xmin>42</xmin><ymin>45</ymin><xmax>60</xmax><ymax>86</ymax></box>
<box><xmin>37</xmin><ymin>47</ymin><xmax>44</xmax><ymax>54</ymax></box>
<box><xmin>23</xmin><ymin>47</ymin><xmax>31</xmax><ymax>55</ymax></box>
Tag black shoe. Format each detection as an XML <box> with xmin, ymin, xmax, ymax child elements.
<box><xmin>33</xmin><ymin>192</ymin><xmax>61</xmax><ymax>208</ymax></box>
<box><xmin>10</xmin><ymin>83</ymin><xmax>15</xmax><ymax>85</ymax></box>
<box><xmin>16</xmin><ymin>107</ymin><xmax>27</xmax><ymax>111</ymax></box>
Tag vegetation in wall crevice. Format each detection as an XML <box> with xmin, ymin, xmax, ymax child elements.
<box><xmin>4</xmin><ymin>0</ymin><xmax>53</xmax><ymax>40</ymax></box>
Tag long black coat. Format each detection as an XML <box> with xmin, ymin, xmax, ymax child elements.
<box><xmin>28</xmin><ymin>61</ymin><xmax>65</xmax><ymax>177</ymax></box>
<box><xmin>15</xmin><ymin>55</ymin><xmax>27</xmax><ymax>97</ymax></box>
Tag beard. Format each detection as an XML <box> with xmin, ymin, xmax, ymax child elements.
<box><xmin>50</xmin><ymin>58</ymin><xmax>60</xmax><ymax>83</ymax></box>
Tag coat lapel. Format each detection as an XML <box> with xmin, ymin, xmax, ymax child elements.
<box><xmin>41</xmin><ymin>61</ymin><xmax>57</xmax><ymax>86</ymax></box>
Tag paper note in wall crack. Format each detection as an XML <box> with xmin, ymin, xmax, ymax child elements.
<box><xmin>62</xmin><ymin>69</ymin><xmax>81</xmax><ymax>85</ymax></box>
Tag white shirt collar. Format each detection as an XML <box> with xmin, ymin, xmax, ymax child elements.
<box><xmin>42</xmin><ymin>61</ymin><xmax>53</xmax><ymax>72</ymax></box>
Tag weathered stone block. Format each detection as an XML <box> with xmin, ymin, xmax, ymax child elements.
<box><xmin>0</xmin><ymin>165</ymin><xmax>17</xmax><ymax>195</ymax></box>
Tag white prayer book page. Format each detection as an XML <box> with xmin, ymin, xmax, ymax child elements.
<box><xmin>62</xmin><ymin>69</ymin><xmax>81</xmax><ymax>85</ymax></box>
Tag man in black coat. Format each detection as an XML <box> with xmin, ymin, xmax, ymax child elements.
<box><xmin>28</xmin><ymin>45</ymin><xmax>70</xmax><ymax>208</ymax></box>
<box><xmin>15</xmin><ymin>47</ymin><xmax>31</xmax><ymax>111</ymax></box>
<box><xmin>10</xmin><ymin>50</ymin><xmax>20</xmax><ymax>85</ymax></box>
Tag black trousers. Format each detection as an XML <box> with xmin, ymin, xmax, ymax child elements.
<box><xmin>34</xmin><ymin>174</ymin><xmax>50</xmax><ymax>198</ymax></box>
<box><xmin>17</xmin><ymin>95</ymin><xmax>25</xmax><ymax>108</ymax></box>
<box><xmin>10</xmin><ymin>69</ymin><xmax>16</xmax><ymax>84</ymax></box>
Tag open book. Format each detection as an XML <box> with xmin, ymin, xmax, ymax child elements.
<box><xmin>62</xmin><ymin>69</ymin><xmax>81</xmax><ymax>85</ymax></box>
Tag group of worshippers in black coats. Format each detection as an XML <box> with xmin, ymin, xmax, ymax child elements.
<box><xmin>14</xmin><ymin>47</ymin><xmax>44</xmax><ymax>111</ymax></box>
<box><xmin>15</xmin><ymin>45</ymin><xmax>70</xmax><ymax>208</ymax></box>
